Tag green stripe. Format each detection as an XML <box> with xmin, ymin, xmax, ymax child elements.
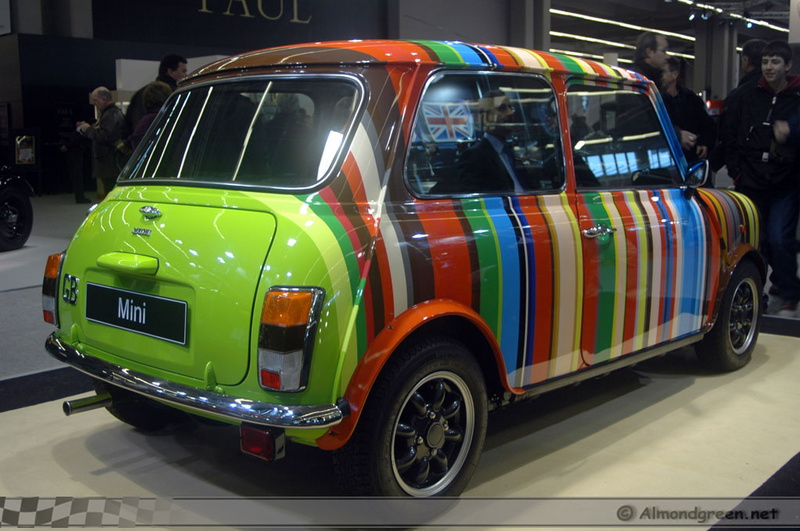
<box><xmin>555</xmin><ymin>53</ymin><xmax>589</xmax><ymax>75</ymax></box>
<box><xmin>306</xmin><ymin>194</ymin><xmax>362</xmax><ymax>297</ymax></box>
<box><xmin>354</xmin><ymin>277</ymin><xmax>368</xmax><ymax>359</ymax></box>
<box><xmin>583</xmin><ymin>193</ymin><xmax>616</xmax><ymax>360</ymax></box>
<box><xmin>462</xmin><ymin>198</ymin><xmax>501</xmax><ymax>334</ymax></box>
<box><xmin>412</xmin><ymin>40</ymin><xmax>465</xmax><ymax>64</ymax></box>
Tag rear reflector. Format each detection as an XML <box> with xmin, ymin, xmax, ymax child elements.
<box><xmin>240</xmin><ymin>423</ymin><xmax>286</xmax><ymax>462</ymax></box>
<box><xmin>260</xmin><ymin>369</ymin><xmax>281</xmax><ymax>390</ymax></box>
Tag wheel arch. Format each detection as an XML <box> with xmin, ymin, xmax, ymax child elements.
<box><xmin>706</xmin><ymin>245</ymin><xmax>765</xmax><ymax>332</ymax></box>
<box><xmin>317</xmin><ymin>300</ymin><xmax>508</xmax><ymax>451</ymax></box>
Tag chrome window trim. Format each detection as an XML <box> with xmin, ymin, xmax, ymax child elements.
<box><xmin>118</xmin><ymin>72</ymin><xmax>368</xmax><ymax>194</ymax></box>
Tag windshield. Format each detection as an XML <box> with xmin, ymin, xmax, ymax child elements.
<box><xmin>121</xmin><ymin>77</ymin><xmax>361</xmax><ymax>190</ymax></box>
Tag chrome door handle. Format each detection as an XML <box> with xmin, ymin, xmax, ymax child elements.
<box><xmin>582</xmin><ymin>225</ymin><xmax>617</xmax><ymax>238</ymax></box>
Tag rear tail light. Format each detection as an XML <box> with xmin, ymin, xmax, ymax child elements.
<box><xmin>42</xmin><ymin>253</ymin><xmax>64</xmax><ymax>325</ymax></box>
<box><xmin>257</xmin><ymin>286</ymin><xmax>324</xmax><ymax>392</ymax></box>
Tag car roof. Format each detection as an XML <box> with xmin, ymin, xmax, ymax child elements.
<box><xmin>190</xmin><ymin>39</ymin><xmax>644</xmax><ymax>84</ymax></box>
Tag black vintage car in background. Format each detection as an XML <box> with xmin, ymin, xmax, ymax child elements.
<box><xmin>0</xmin><ymin>167</ymin><xmax>34</xmax><ymax>251</ymax></box>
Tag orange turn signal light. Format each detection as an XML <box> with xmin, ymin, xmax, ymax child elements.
<box><xmin>44</xmin><ymin>253</ymin><xmax>62</xmax><ymax>279</ymax></box>
<box><xmin>261</xmin><ymin>289</ymin><xmax>315</xmax><ymax>327</ymax></box>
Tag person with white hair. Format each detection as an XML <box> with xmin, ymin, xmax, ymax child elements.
<box><xmin>76</xmin><ymin>86</ymin><xmax>126</xmax><ymax>197</ymax></box>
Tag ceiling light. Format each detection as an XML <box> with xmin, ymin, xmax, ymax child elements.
<box><xmin>549</xmin><ymin>31</ymin><xmax>633</xmax><ymax>50</ymax></box>
<box><xmin>550</xmin><ymin>9</ymin><xmax>694</xmax><ymax>42</ymax></box>
<box><xmin>549</xmin><ymin>48</ymin><xmax>633</xmax><ymax>64</ymax></box>
<box><xmin>679</xmin><ymin>0</ymin><xmax>788</xmax><ymax>33</ymax></box>
<box><xmin>550</xmin><ymin>31</ymin><xmax>694</xmax><ymax>60</ymax></box>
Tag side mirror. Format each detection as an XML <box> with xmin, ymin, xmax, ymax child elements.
<box><xmin>685</xmin><ymin>159</ymin><xmax>709</xmax><ymax>188</ymax></box>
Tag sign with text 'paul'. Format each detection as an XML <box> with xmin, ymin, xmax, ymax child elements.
<box><xmin>93</xmin><ymin>0</ymin><xmax>388</xmax><ymax>50</ymax></box>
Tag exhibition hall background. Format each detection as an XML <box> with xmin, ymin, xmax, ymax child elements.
<box><xmin>0</xmin><ymin>0</ymin><xmax>794</xmax><ymax>194</ymax></box>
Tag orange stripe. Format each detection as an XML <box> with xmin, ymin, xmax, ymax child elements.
<box><xmin>416</xmin><ymin>202</ymin><xmax>474</xmax><ymax>308</ymax></box>
<box><xmin>527</xmin><ymin>197</ymin><xmax>556</xmax><ymax>382</ymax></box>
<box><xmin>611</xmin><ymin>191</ymin><xmax>639</xmax><ymax>355</ymax></box>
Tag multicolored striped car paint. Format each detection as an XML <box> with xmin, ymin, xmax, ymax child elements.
<box><xmin>46</xmin><ymin>40</ymin><xmax>762</xmax><ymax>455</ymax></box>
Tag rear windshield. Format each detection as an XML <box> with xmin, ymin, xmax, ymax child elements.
<box><xmin>121</xmin><ymin>77</ymin><xmax>361</xmax><ymax>190</ymax></box>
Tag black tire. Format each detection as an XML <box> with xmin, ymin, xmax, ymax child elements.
<box><xmin>0</xmin><ymin>186</ymin><xmax>33</xmax><ymax>251</ymax></box>
<box><xmin>696</xmin><ymin>260</ymin><xmax>762</xmax><ymax>372</ymax></box>
<box><xmin>94</xmin><ymin>380</ymin><xmax>186</xmax><ymax>432</ymax></box>
<box><xmin>334</xmin><ymin>336</ymin><xmax>488</xmax><ymax>497</ymax></box>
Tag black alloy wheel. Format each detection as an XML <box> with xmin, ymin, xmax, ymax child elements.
<box><xmin>391</xmin><ymin>369</ymin><xmax>475</xmax><ymax>496</ymax></box>
<box><xmin>697</xmin><ymin>260</ymin><xmax>762</xmax><ymax>372</ymax></box>
<box><xmin>0</xmin><ymin>187</ymin><xmax>33</xmax><ymax>251</ymax></box>
<box><xmin>334</xmin><ymin>336</ymin><xmax>488</xmax><ymax>497</ymax></box>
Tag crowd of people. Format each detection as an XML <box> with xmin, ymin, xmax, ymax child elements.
<box><xmin>631</xmin><ymin>32</ymin><xmax>800</xmax><ymax>318</ymax></box>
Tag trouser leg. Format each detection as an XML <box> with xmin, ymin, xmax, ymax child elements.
<box><xmin>765</xmin><ymin>188</ymin><xmax>800</xmax><ymax>304</ymax></box>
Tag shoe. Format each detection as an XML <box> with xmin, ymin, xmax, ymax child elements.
<box><xmin>776</xmin><ymin>301</ymin><xmax>798</xmax><ymax>318</ymax></box>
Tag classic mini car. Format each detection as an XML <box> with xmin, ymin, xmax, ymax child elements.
<box><xmin>44</xmin><ymin>40</ymin><xmax>763</xmax><ymax>497</ymax></box>
<box><xmin>0</xmin><ymin>167</ymin><xmax>34</xmax><ymax>251</ymax></box>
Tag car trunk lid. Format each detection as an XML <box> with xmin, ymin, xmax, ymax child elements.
<box><xmin>61</xmin><ymin>189</ymin><xmax>276</xmax><ymax>385</ymax></box>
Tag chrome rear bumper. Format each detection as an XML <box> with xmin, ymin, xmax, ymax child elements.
<box><xmin>45</xmin><ymin>333</ymin><xmax>346</xmax><ymax>429</ymax></box>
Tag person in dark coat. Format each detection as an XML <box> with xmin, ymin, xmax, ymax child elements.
<box><xmin>710</xmin><ymin>39</ymin><xmax>767</xmax><ymax>171</ymax></box>
<box><xmin>124</xmin><ymin>54</ymin><xmax>187</xmax><ymax>140</ymax></box>
<box><xmin>77</xmin><ymin>87</ymin><xmax>126</xmax><ymax>197</ymax></box>
<box><xmin>661</xmin><ymin>56</ymin><xmax>717</xmax><ymax>164</ymax></box>
<box><xmin>723</xmin><ymin>40</ymin><xmax>800</xmax><ymax>317</ymax></box>
<box><xmin>128</xmin><ymin>81</ymin><xmax>172</xmax><ymax>150</ymax></box>
<box><xmin>449</xmin><ymin>91</ymin><xmax>536</xmax><ymax>194</ymax></box>
<box><xmin>59</xmin><ymin>130</ymin><xmax>92</xmax><ymax>203</ymax></box>
<box><xmin>629</xmin><ymin>32</ymin><xmax>697</xmax><ymax>154</ymax></box>
<box><xmin>155</xmin><ymin>53</ymin><xmax>188</xmax><ymax>91</ymax></box>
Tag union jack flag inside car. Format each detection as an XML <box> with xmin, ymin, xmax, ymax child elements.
<box><xmin>422</xmin><ymin>103</ymin><xmax>474</xmax><ymax>141</ymax></box>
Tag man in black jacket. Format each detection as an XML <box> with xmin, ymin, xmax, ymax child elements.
<box><xmin>124</xmin><ymin>54</ymin><xmax>188</xmax><ymax>140</ymax></box>
<box><xmin>662</xmin><ymin>56</ymin><xmax>717</xmax><ymax>164</ymax></box>
<box><xmin>450</xmin><ymin>91</ymin><xmax>535</xmax><ymax>194</ymax></box>
<box><xmin>723</xmin><ymin>40</ymin><xmax>800</xmax><ymax>317</ymax></box>
<box><xmin>630</xmin><ymin>32</ymin><xmax>697</xmax><ymax>153</ymax></box>
<box><xmin>711</xmin><ymin>39</ymin><xmax>767</xmax><ymax>171</ymax></box>
<box><xmin>156</xmin><ymin>53</ymin><xmax>188</xmax><ymax>91</ymax></box>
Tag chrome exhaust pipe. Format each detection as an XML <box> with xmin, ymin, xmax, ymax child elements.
<box><xmin>63</xmin><ymin>393</ymin><xmax>112</xmax><ymax>416</ymax></box>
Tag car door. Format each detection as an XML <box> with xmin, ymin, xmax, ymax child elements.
<box><xmin>405</xmin><ymin>71</ymin><xmax>585</xmax><ymax>389</ymax></box>
<box><xmin>565</xmin><ymin>81</ymin><xmax>709</xmax><ymax>366</ymax></box>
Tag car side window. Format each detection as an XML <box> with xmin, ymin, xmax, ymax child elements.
<box><xmin>406</xmin><ymin>72</ymin><xmax>564</xmax><ymax>196</ymax></box>
<box><xmin>566</xmin><ymin>83</ymin><xmax>680</xmax><ymax>189</ymax></box>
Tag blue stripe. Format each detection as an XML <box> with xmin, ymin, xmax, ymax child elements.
<box><xmin>483</xmin><ymin>196</ymin><xmax>522</xmax><ymax>374</ymax></box>
<box><xmin>690</xmin><ymin>199</ymin><xmax>708</xmax><ymax>329</ymax></box>
<box><xmin>652</xmin><ymin>91</ymin><xmax>688</xmax><ymax>175</ymax></box>
<box><xmin>652</xmin><ymin>190</ymin><xmax>674</xmax><ymax>340</ymax></box>
<box><xmin>671</xmin><ymin>190</ymin><xmax>705</xmax><ymax>333</ymax></box>
<box><xmin>444</xmin><ymin>41</ymin><xmax>488</xmax><ymax>66</ymax></box>
<box><xmin>471</xmin><ymin>44</ymin><xmax>502</xmax><ymax>68</ymax></box>
<box><xmin>510</xmin><ymin>196</ymin><xmax>537</xmax><ymax>373</ymax></box>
